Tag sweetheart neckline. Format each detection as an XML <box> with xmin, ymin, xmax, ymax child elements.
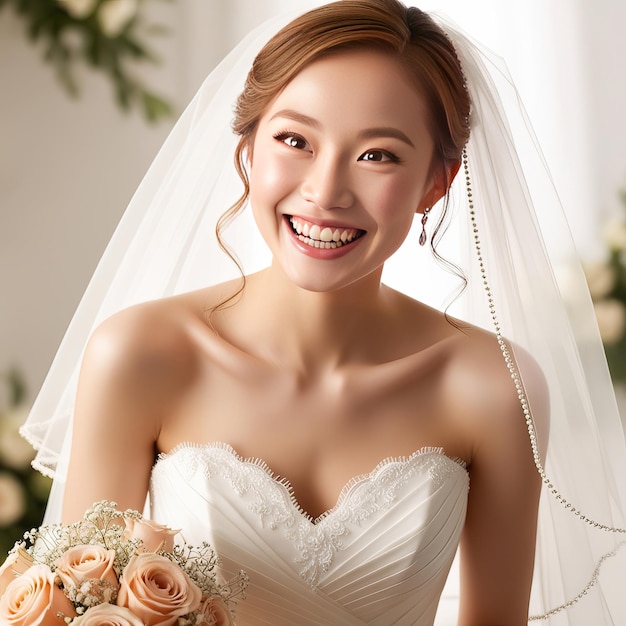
<box><xmin>153</xmin><ymin>441</ymin><xmax>468</xmax><ymax>525</ymax></box>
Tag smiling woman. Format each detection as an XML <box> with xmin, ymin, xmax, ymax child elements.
<box><xmin>248</xmin><ymin>49</ymin><xmax>441</xmax><ymax>288</ymax></box>
<box><xmin>19</xmin><ymin>1</ymin><xmax>626</xmax><ymax>625</ymax></box>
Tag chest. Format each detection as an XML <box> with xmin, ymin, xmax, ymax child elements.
<box><xmin>158</xmin><ymin>356</ymin><xmax>466</xmax><ymax>520</ymax></box>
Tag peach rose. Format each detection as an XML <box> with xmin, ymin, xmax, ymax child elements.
<box><xmin>196</xmin><ymin>595</ymin><xmax>234</xmax><ymax>626</ymax></box>
<box><xmin>117</xmin><ymin>553</ymin><xmax>201</xmax><ymax>626</ymax></box>
<box><xmin>123</xmin><ymin>518</ymin><xmax>179</xmax><ymax>553</ymax></box>
<box><xmin>71</xmin><ymin>603</ymin><xmax>143</xmax><ymax>625</ymax></box>
<box><xmin>0</xmin><ymin>564</ymin><xmax>76</xmax><ymax>625</ymax></box>
<box><xmin>55</xmin><ymin>545</ymin><xmax>118</xmax><ymax>591</ymax></box>
<box><xmin>0</xmin><ymin>547</ymin><xmax>34</xmax><ymax>596</ymax></box>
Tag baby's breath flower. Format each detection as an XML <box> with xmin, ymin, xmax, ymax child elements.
<box><xmin>9</xmin><ymin>500</ymin><xmax>247</xmax><ymax>623</ymax></box>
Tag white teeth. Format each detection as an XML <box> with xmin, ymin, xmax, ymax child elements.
<box><xmin>289</xmin><ymin>216</ymin><xmax>362</xmax><ymax>249</ymax></box>
<box><xmin>320</xmin><ymin>227</ymin><xmax>333</xmax><ymax>242</ymax></box>
<box><xmin>309</xmin><ymin>224</ymin><xmax>321</xmax><ymax>240</ymax></box>
<box><xmin>297</xmin><ymin>235</ymin><xmax>339</xmax><ymax>249</ymax></box>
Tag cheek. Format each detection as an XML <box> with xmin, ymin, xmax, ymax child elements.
<box><xmin>367</xmin><ymin>176</ymin><xmax>424</xmax><ymax>225</ymax></box>
<box><xmin>249</xmin><ymin>152</ymin><xmax>298</xmax><ymax>211</ymax></box>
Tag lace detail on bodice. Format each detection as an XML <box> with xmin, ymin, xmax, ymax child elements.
<box><xmin>155</xmin><ymin>442</ymin><xmax>468</xmax><ymax>587</ymax></box>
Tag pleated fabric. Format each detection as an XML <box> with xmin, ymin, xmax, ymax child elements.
<box><xmin>150</xmin><ymin>443</ymin><xmax>469</xmax><ymax>625</ymax></box>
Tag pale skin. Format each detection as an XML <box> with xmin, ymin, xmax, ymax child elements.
<box><xmin>63</xmin><ymin>49</ymin><xmax>547</xmax><ymax>625</ymax></box>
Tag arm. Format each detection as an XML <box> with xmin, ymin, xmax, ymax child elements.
<box><xmin>451</xmin><ymin>342</ymin><xmax>548</xmax><ymax>625</ymax></box>
<box><xmin>62</xmin><ymin>303</ymin><xmax>189</xmax><ymax>523</ymax></box>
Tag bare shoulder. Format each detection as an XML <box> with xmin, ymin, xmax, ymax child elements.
<box><xmin>64</xmin><ymin>285</ymin><xmax>232</xmax><ymax>521</ymax></box>
<box><xmin>440</xmin><ymin>322</ymin><xmax>549</xmax><ymax>462</ymax></box>
<box><xmin>83</xmin><ymin>297</ymin><xmax>200</xmax><ymax>406</ymax></box>
<box><xmin>82</xmin><ymin>279</ymin><xmax>240</xmax><ymax>395</ymax></box>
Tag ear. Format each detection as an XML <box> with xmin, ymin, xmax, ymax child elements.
<box><xmin>416</xmin><ymin>159</ymin><xmax>461</xmax><ymax>214</ymax></box>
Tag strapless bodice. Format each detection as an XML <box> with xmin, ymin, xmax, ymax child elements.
<box><xmin>150</xmin><ymin>443</ymin><xmax>469</xmax><ymax>625</ymax></box>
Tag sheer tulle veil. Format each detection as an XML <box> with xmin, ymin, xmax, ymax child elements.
<box><xmin>20</xmin><ymin>2</ymin><xmax>626</xmax><ymax>623</ymax></box>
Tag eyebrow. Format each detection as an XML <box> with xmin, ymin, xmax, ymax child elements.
<box><xmin>269</xmin><ymin>108</ymin><xmax>415</xmax><ymax>148</ymax></box>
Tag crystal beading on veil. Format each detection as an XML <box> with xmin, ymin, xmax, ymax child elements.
<box><xmin>20</xmin><ymin>1</ymin><xmax>626</xmax><ymax>623</ymax></box>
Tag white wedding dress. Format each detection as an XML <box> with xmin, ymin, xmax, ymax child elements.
<box><xmin>150</xmin><ymin>442</ymin><xmax>469</xmax><ymax>626</ymax></box>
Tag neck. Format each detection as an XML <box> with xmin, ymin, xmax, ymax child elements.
<box><xmin>229</xmin><ymin>262</ymin><xmax>391</xmax><ymax>373</ymax></box>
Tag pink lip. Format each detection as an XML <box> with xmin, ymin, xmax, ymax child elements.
<box><xmin>283</xmin><ymin>215</ymin><xmax>364</xmax><ymax>259</ymax></box>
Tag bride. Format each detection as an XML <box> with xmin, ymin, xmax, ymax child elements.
<box><xmin>21</xmin><ymin>0</ymin><xmax>626</xmax><ymax>624</ymax></box>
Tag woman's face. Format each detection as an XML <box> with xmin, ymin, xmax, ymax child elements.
<box><xmin>249</xmin><ymin>48</ymin><xmax>440</xmax><ymax>293</ymax></box>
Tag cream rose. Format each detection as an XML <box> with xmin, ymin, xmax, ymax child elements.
<box><xmin>123</xmin><ymin>517</ymin><xmax>179</xmax><ymax>553</ymax></box>
<box><xmin>98</xmin><ymin>0</ymin><xmax>138</xmax><ymax>37</ymax></box>
<box><xmin>71</xmin><ymin>603</ymin><xmax>143</xmax><ymax>626</ymax></box>
<box><xmin>196</xmin><ymin>595</ymin><xmax>234</xmax><ymax>626</ymax></box>
<box><xmin>56</xmin><ymin>0</ymin><xmax>98</xmax><ymax>19</ymax></box>
<box><xmin>117</xmin><ymin>553</ymin><xmax>202</xmax><ymax>626</ymax></box>
<box><xmin>605</xmin><ymin>218</ymin><xmax>626</xmax><ymax>252</ymax></box>
<box><xmin>0</xmin><ymin>564</ymin><xmax>76</xmax><ymax>625</ymax></box>
<box><xmin>55</xmin><ymin>545</ymin><xmax>119</xmax><ymax>605</ymax></box>
<box><xmin>0</xmin><ymin>547</ymin><xmax>34</xmax><ymax>596</ymax></box>
<box><xmin>0</xmin><ymin>472</ymin><xmax>25</xmax><ymax>526</ymax></box>
<box><xmin>583</xmin><ymin>260</ymin><xmax>615</xmax><ymax>300</ymax></box>
<box><xmin>0</xmin><ymin>407</ymin><xmax>34</xmax><ymax>470</ymax></box>
<box><xmin>594</xmin><ymin>299</ymin><xmax>626</xmax><ymax>344</ymax></box>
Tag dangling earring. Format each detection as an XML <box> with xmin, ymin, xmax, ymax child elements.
<box><xmin>419</xmin><ymin>207</ymin><xmax>431</xmax><ymax>246</ymax></box>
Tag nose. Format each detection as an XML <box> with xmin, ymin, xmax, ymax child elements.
<box><xmin>300</xmin><ymin>155</ymin><xmax>354</xmax><ymax>210</ymax></box>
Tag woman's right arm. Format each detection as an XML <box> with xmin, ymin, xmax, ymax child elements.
<box><xmin>61</xmin><ymin>307</ymin><xmax>169</xmax><ymax>523</ymax></box>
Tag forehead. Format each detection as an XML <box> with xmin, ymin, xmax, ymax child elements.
<box><xmin>260</xmin><ymin>48</ymin><xmax>433</xmax><ymax>143</ymax></box>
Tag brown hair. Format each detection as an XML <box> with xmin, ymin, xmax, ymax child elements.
<box><xmin>213</xmin><ymin>0</ymin><xmax>471</xmax><ymax>310</ymax></box>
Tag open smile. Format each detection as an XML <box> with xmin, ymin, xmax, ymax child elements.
<box><xmin>287</xmin><ymin>215</ymin><xmax>365</xmax><ymax>249</ymax></box>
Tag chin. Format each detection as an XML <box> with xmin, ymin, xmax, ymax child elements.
<box><xmin>287</xmin><ymin>274</ymin><xmax>345</xmax><ymax>294</ymax></box>
<box><xmin>281</xmin><ymin>263</ymin><xmax>377</xmax><ymax>295</ymax></box>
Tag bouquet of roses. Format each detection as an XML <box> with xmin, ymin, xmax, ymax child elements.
<box><xmin>0</xmin><ymin>501</ymin><xmax>247</xmax><ymax>625</ymax></box>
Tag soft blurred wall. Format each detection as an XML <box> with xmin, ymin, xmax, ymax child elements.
<box><xmin>582</xmin><ymin>0</ymin><xmax>626</xmax><ymax>220</ymax></box>
<box><xmin>1</xmin><ymin>0</ymin><xmax>625</xmax><ymax>405</ymax></box>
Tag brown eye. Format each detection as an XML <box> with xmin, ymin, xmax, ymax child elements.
<box><xmin>358</xmin><ymin>150</ymin><xmax>399</xmax><ymax>163</ymax></box>
<box><xmin>273</xmin><ymin>132</ymin><xmax>310</xmax><ymax>151</ymax></box>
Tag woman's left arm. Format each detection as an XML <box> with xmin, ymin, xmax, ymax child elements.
<box><xmin>454</xmin><ymin>345</ymin><xmax>548</xmax><ymax>626</ymax></box>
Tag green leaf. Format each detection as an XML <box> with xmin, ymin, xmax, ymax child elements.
<box><xmin>7</xmin><ymin>368</ymin><xmax>26</xmax><ymax>407</ymax></box>
<box><xmin>3</xmin><ymin>0</ymin><xmax>172</xmax><ymax>122</ymax></box>
<box><xmin>141</xmin><ymin>90</ymin><xmax>173</xmax><ymax>123</ymax></box>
